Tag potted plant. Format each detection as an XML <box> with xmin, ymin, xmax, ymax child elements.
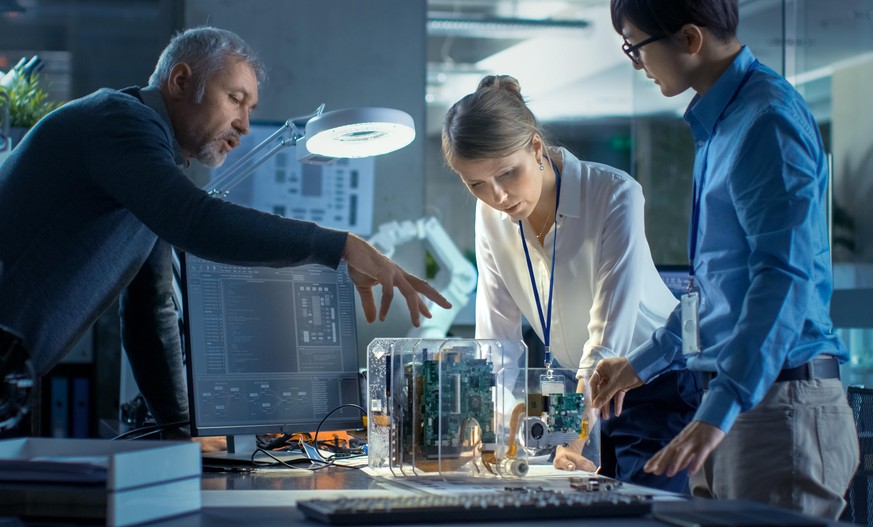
<box><xmin>0</xmin><ymin>59</ymin><xmax>62</xmax><ymax>149</ymax></box>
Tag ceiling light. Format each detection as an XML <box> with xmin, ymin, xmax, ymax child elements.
<box><xmin>427</xmin><ymin>15</ymin><xmax>589</xmax><ymax>37</ymax></box>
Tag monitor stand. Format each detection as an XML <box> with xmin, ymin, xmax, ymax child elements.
<box><xmin>200</xmin><ymin>434</ymin><xmax>308</xmax><ymax>466</ymax></box>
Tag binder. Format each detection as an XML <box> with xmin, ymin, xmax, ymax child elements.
<box><xmin>71</xmin><ymin>377</ymin><xmax>90</xmax><ymax>438</ymax></box>
<box><xmin>50</xmin><ymin>377</ymin><xmax>69</xmax><ymax>438</ymax></box>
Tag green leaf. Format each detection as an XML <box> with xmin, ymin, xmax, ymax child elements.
<box><xmin>0</xmin><ymin>73</ymin><xmax>64</xmax><ymax>128</ymax></box>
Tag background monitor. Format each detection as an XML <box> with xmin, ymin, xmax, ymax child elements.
<box><xmin>656</xmin><ymin>264</ymin><xmax>690</xmax><ymax>300</ymax></box>
<box><xmin>212</xmin><ymin>121</ymin><xmax>376</xmax><ymax>236</ymax></box>
<box><xmin>181</xmin><ymin>253</ymin><xmax>363</xmax><ymax>459</ymax></box>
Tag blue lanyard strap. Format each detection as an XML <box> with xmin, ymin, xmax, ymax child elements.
<box><xmin>689</xmin><ymin>60</ymin><xmax>759</xmax><ymax>282</ymax></box>
<box><xmin>518</xmin><ymin>160</ymin><xmax>561</xmax><ymax>368</ymax></box>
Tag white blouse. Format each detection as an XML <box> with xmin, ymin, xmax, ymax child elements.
<box><xmin>474</xmin><ymin>148</ymin><xmax>678</xmax><ymax>374</ymax></box>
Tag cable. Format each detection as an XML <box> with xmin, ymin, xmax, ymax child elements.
<box><xmin>311</xmin><ymin>403</ymin><xmax>366</xmax><ymax>461</ymax></box>
<box><xmin>221</xmin><ymin>404</ymin><xmax>366</xmax><ymax>470</ymax></box>
<box><xmin>250</xmin><ymin>404</ymin><xmax>367</xmax><ymax>470</ymax></box>
<box><xmin>111</xmin><ymin>420</ymin><xmax>188</xmax><ymax>441</ymax></box>
<box><xmin>250</xmin><ymin>448</ymin><xmax>326</xmax><ymax>469</ymax></box>
<box><xmin>250</xmin><ymin>446</ymin><xmax>364</xmax><ymax>472</ymax></box>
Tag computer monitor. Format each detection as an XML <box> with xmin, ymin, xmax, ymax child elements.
<box><xmin>656</xmin><ymin>264</ymin><xmax>690</xmax><ymax>300</ymax></box>
<box><xmin>211</xmin><ymin>121</ymin><xmax>376</xmax><ymax>236</ymax></box>
<box><xmin>181</xmin><ymin>253</ymin><xmax>363</xmax><ymax>461</ymax></box>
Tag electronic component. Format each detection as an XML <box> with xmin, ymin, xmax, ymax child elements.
<box><xmin>524</xmin><ymin>392</ymin><xmax>588</xmax><ymax>450</ymax></box>
<box><xmin>569</xmin><ymin>476</ymin><xmax>623</xmax><ymax>492</ymax></box>
<box><xmin>367</xmin><ymin>339</ymin><xmax>528</xmax><ymax>478</ymax></box>
<box><xmin>414</xmin><ymin>350</ymin><xmax>495</xmax><ymax>459</ymax></box>
<box><xmin>297</xmin><ymin>489</ymin><xmax>652</xmax><ymax>525</ymax></box>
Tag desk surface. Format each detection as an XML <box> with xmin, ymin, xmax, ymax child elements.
<box><xmin>148</xmin><ymin>464</ymin><xmax>849</xmax><ymax>527</ymax></box>
<box><xmin>4</xmin><ymin>462</ymin><xmax>854</xmax><ymax>527</ymax></box>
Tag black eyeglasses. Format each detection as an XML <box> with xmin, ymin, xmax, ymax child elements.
<box><xmin>621</xmin><ymin>35</ymin><xmax>665</xmax><ymax>64</ymax></box>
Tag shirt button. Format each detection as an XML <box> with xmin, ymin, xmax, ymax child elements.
<box><xmin>696</xmin><ymin>140</ymin><xmax>705</xmax><ymax>147</ymax></box>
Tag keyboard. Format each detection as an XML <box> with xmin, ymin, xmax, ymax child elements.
<box><xmin>297</xmin><ymin>490</ymin><xmax>652</xmax><ymax>525</ymax></box>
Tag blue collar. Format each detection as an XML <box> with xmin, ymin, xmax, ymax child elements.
<box><xmin>685</xmin><ymin>46</ymin><xmax>758</xmax><ymax>142</ymax></box>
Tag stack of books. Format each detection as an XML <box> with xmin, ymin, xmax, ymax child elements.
<box><xmin>0</xmin><ymin>437</ymin><xmax>201</xmax><ymax>526</ymax></box>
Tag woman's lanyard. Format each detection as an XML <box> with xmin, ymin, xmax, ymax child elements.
<box><xmin>518</xmin><ymin>160</ymin><xmax>561</xmax><ymax>369</ymax></box>
<box><xmin>688</xmin><ymin>60</ymin><xmax>759</xmax><ymax>290</ymax></box>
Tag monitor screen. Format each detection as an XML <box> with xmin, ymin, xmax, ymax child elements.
<box><xmin>656</xmin><ymin>264</ymin><xmax>690</xmax><ymax>300</ymax></box>
<box><xmin>210</xmin><ymin>121</ymin><xmax>376</xmax><ymax>236</ymax></box>
<box><xmin>181</xmin><ymin>253</ymin><xmax>363</xmax><ymax>439</ymax></box>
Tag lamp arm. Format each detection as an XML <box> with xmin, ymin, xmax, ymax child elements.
<box><xmin>207</xmin><ymin>103</ymin><xmax>327</xmax><ymax>196</ymax></box>
<box><xmin>208</xmin><ymin>138</ymin><xmax>294</xmax><ymax>196</ymax></box>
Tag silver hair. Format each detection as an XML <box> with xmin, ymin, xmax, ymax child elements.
<box><xmin>148</xmin><ymin>26</ymin><xmax>267</xmax><ymax>102</ymax></box>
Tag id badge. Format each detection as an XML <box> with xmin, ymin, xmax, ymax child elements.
<box><xmin>681</xmin><ymin>290</ymin><xmax>701</xmax><ymax>355</ymax></box>
<box><xmin>540</xmin><ymin>372</ymin><xmax>564</xmax><ymax>395</ymax></box>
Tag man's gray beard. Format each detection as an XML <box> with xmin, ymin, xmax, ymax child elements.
<box><xmin>196</xmin><ymin>141</ymin><xmax>227</xmax><ymax>168</ymax></box>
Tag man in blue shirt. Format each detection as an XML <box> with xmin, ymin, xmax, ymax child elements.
<box><xmin>589</xmin><ymin>0</ymin><xmax>859</xmax><ymax>518</ymax></box>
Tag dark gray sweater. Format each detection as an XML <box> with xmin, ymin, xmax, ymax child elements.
<box><xmin>0</xmin><ymin>87</ymin><xmax>347</xmax><ymax>374</ymax></box>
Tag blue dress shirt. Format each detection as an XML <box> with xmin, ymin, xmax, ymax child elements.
<box><xmin>627</xmin><ymin>46</ymin><xmax>848</xmax><ymax>433</ymax></box>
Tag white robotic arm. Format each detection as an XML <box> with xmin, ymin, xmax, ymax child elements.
<box><xmin>369</xmin><ymin>217</ymin><xmax>476</xmax><ymax>338</ymax></box>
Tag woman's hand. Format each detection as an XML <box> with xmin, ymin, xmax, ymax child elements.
<box><xmin>553</xmin><ymin>441</ymin><xmax>596</xmax><ymax>472</ymax></box>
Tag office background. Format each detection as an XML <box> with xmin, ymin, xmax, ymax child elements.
<box><xmin>1</xmin><ymin>0</ymin><xmax>871</xmax><ymax>435</ymax></box>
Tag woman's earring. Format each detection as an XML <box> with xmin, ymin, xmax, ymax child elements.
<box><xmin>538</xmin><ymin>162</ymin><xmax>544</xmax><ymax>171</ymax></box>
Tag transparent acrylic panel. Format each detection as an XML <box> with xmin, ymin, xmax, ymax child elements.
<box><xmin>367</xmin><ymin>338</ymin><xmax>528</xmax><ymax>479</ymax></box>
<box><xmin>523</xmin><ymin>368</ymin><xmax>600</xmax><ymax>471</ymax></box>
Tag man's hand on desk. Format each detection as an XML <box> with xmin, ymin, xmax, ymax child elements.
<box><xmin>644</xmin><ymin>420</ymin><xmax>725</xmax><ymax>477</ymax></box>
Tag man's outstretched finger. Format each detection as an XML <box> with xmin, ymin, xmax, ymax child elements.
<box><xmin>398</xmin><ymin>281</ymin><xmax>422</xmax><ymax>327</ymax></box>
<box><xmin>407</xmin><ymin>274</ymin><xmax>452</xmax><ymax>309</ymax></box>
<box><xmin>379</xmin><ymin>280</ymin><xmax>396</xmax><ymax>322</ymax></box>
<box><xmin>417</xmin><ymin>296</ymin><xmax>432</xmax><ymax>320</ymax></box>
<box><xmin>356</xmin><ymin>286</ymin><xmax>377</xmax><ymax>323</ymax></box>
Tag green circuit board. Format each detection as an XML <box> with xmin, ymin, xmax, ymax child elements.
<box><xmin>404</xmin><ymin>350</ymin><xmax>496</xmax><ymax>459</ymax></box>
<box><xmin>547</xmin><ymin>393</ymin><xmax>585</xmax><ymax>433</ymax></box>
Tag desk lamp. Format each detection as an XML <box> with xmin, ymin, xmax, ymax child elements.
<box><xmin>208</xmin><ymin>104</ymin><xmax>415</xmax><ymax>197</ymax></box>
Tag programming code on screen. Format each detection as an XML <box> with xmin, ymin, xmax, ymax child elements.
<box><xmin>183</xmin><ymin>255</ymin><xmax>360</xmax><ymax>432</ymax></box>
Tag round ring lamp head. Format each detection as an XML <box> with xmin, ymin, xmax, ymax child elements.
<box><xmin>303</xmin><ymin>107</ymin><xmax>415</xmax><ymax>158</ymax></box>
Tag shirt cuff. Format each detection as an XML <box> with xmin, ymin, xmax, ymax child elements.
<box><xmin>575</xmin><ymin>366</ymin><xmax>595</xmax><ymax>380</ymax></box>
<box><xmin>694</xmin><ymin>386</ymin><xmax>742</xmax><ymax>432</ymax></box>
<box><xmin>627</xmin><ymin>344</ymin><xmax>673</xmax><ymax>383</ymax></box>
<box><xmin>318</xmin><ymin>228</ymin><xmax>350</xmax><ymax>269</ymax></box>
<box><xmin>578</xmin><ymin>344</ymin><xmax>617</xmax><ymax>371</ymax></box>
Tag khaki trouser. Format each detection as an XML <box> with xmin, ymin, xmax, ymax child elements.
<box><xmin>690</xmin><ymin>378</ymin><xmax>860</xmax><ymax>519</ymax></box>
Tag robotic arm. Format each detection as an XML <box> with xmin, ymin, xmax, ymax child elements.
<box><xmin>369</xmin><ymin>217</ymin><xmax>476</xmax><ymax>338</ymax></box>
